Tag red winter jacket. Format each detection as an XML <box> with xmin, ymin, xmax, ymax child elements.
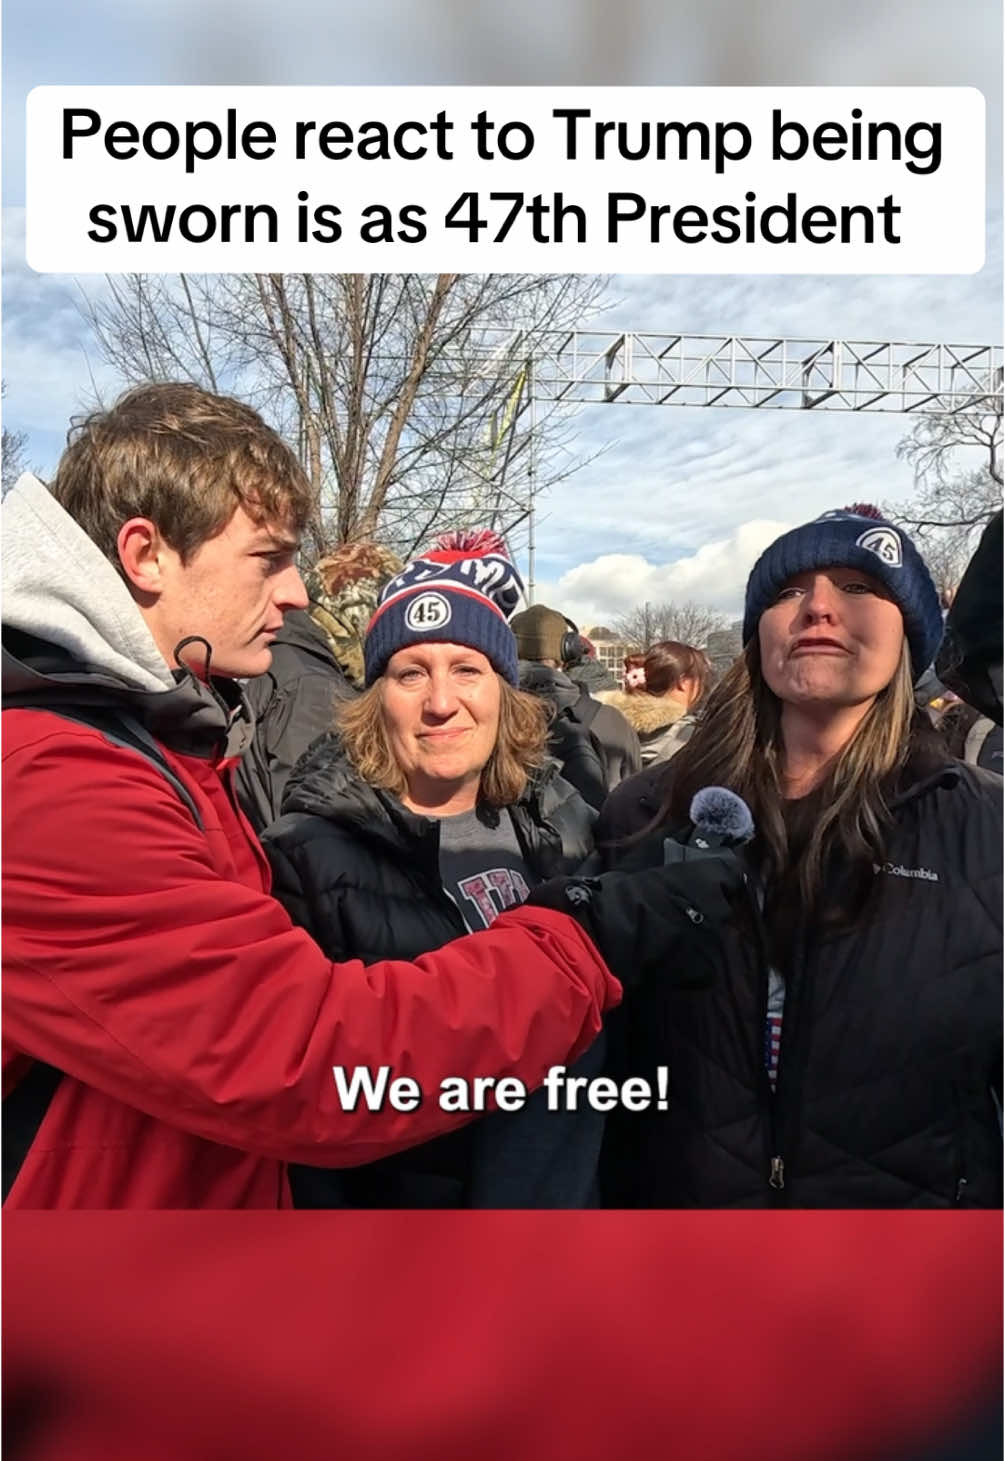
<box><xmin>2</xmin><ymin>709</ymin><xmax>618</xmax><ymax>1208</ymax></box>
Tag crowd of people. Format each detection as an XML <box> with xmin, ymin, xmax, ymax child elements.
<box><xmin>2</xmin><ymin>380</ymin><xmax>1001</xmax><ymax>1210</ymax></box>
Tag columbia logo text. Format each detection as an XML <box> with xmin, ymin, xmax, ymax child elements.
<box><xmin>873</xmin><ymin>861</ymin><xmax>939</xmax><ymax>881</ymax></box>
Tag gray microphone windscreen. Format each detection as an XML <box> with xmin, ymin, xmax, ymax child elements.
<box><xmin>689</xmin><ymin>786</ymin><xmax>755</xmax><ymax>844</ymax></box>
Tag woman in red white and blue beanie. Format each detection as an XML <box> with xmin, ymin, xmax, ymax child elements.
<box><xmin>263</xmin><ymin>530</ymin><xmax>606</xmax><ymax>1208</ymax></box>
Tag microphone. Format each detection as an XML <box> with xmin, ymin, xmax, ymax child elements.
<box><xmin>689</xmin><ymin>787</ymin><xmax>755</xmax><ymax>848</ymax></box>
<box><xmin>664</xmin><ymin>786</ymin><xmax>755</xmax><ymax>866</ymax></box>
<box><xmin>527</xmin><ymin>786</ymin><xmax>753</xmax><ymax>987</ymax></box>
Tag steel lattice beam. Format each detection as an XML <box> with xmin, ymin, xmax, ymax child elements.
<box><xmin>457</xmin><ymin>330</ymin><xmax>1003</xmax><ymax>415</ymax></box>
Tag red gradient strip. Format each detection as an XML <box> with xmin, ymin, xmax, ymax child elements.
<box><xmin>3</xmin><ymin>1212</ymin><xmax>1001</xmax><ymax>1461</ymax></box>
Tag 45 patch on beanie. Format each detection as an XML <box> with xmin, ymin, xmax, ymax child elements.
<box><xmin>743</xmin><ymin>505</ymin><xmax>943</xmax><ymax>679</ymax></box>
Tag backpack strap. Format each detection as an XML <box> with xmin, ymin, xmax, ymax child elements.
<box><xmin>1</xmin><ymin>702</ymin><xmax>205</xmax><ymax>1199</ymax></box>
<box><xmin>2</xmin><ymin>1062</ymin><xmax>63</xmax><ymax>1201</ymax></box>
<box><xmin>571</xmin><ymin>685</ymin><xmax>601</xmax><ymax>731</ymax></box>
<box><xmin>548</xmin><ymin>704</ymin><xmax>607</xmax><ymax>812</ymax></box>
<box><xmin>7</xmin><ymin>704</ymin><xmax>204</xmax><ymax>829</ymax></box>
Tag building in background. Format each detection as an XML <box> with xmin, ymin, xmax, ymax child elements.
<box><xmin>585</xmin><ymin>626</ymin><xmax>635</xmax><ymax>687</ymax></box>
<box><xmin>586</xmin><ymin>621</ymin><xmax>745</xmax><ymax>687</ymax></box>
<box><xmin>705</xmin><ymin>622</ymin><xmax>744</xmax><ymax>678</ymax></box>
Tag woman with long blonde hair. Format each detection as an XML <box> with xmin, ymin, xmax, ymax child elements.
<box><xmin>598</xmin><ymin>506</ymin><xmax>1002</xmax><ymax>1208</ymax></box>
<box><xmin>263</xmin><ymin>532</ymin><xmax>605</xmax><ymax>1207</ymax></box>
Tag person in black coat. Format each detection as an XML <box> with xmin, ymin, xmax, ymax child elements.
<box><xmin>511</xmin><ymin>604</ymin><xmax>641</xmax><ymax>808</ymax></box>
<box><xmin>236</xmin><ymin>540</ymin><xmax>402</xmax><ymax>831</ymax></box>
<box><xmin>937</xmin><ymin>508</ymin><xmax>1003</xmax><ymax>727</ymax></box>
<box><xmin>597</xmin><ymin>506</ymin><xmax>1002</xmax><ymax>1209</ymax></box>
<box><xmin>263</xmin><ymin>532</ymin><xmax>605</xmax><ymax>1208</ymax></box>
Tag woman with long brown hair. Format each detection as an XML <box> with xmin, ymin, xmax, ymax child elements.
<box><xmin>598</xmin><ymin>506</ymin><xmax>1002</xmax><ymax>1208</ymax></box>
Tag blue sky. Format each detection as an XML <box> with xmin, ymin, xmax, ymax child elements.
<box><xmin>3</xmin><ymin>0</ymin><xmax>1002</xmax><ymax>622</ymax></box>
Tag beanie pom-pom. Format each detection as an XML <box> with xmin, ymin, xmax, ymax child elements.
<box><xmin>430</xmin><ymin>528</ymin><xmax>508</xmax><ymax>557</ymax></box>
<box><xmin>842</xmin><ymin>503</ymin><xmax>885</xmax><ymax>520</ymax></box>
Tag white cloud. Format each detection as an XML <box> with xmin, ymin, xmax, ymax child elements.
<box><xmin>525</xmin><ymin>401</ymin><xmax>927</xmax><ymax>592</ymax></box>
<box><xmin>3</xmin><ymin>3</ymin><xmax>1001</xmax><ymax>569</ymax></box>
<box><xmin>532</xmin><ymin>516</ymin><xmax>793</xmax><ymax>624</ymax></box>
<box><xmin>2</xmin><ymin>209</ymin><xmax>121</xmax><ymax>471</ymax></box>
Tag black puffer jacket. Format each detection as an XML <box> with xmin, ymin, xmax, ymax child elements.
<box><xmin>596</xmin><ymin>758</ymin><xmax>1003</xmax><ymax>1208</ymax></box>
<box><xmin>236</xmin><ymin>611</ymin><xmax>355</xmax><ymax>833</ymax></box>
<box><xmin>263</xmin><ymin>737</ymin><xmax>603</xmax><ymax>1207</ymax></box>
<box><xmin>937</xmin><ymin>509</ymin><xmax>1002</xmax><ymax>726</ymax></box>
<box><xmin>566</xmin><ymin>657</ymin><xmax>619</xmax><ymax>693</ymax></box>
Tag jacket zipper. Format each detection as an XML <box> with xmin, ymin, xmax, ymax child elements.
<box><xmin>770</xmin><ymin>919</ymin><xmax>816</xmax><ymax>1204</ymax></box>
<box><xmin>744</xmin><ymin>870</ymin><xmax>787</xmax><ymax>1202</ymax></box>
<box><xmin>952</xmin><ymin>1084</ymin><xmax>969</xmax><ymax>1205</ymax></box>
<box><xmin>760</xmin><ymin>902</ymin><xmax>813</xmax><ymax>1204</ymax></box>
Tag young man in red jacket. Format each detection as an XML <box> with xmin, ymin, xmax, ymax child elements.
<box><xmin>2</xmin><ymin>382</ymin><xmax>728</xmax><ymax>1209</ymax></box>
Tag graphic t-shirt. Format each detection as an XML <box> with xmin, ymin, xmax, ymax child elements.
<box><xmin>761</xmin><ymin>788</ymin><xmax>832</xmax><ymax>1091</ymax></box>
<box><xmin>437</xmin><ymin>803</ymin><xmax>604</xmax><ymax>1207</ymax></box>
<box><xmin>764</xmin><ymin>967</ymin><xmax>785</xmax><ymax>1091</ymax></box>
<box><xmin>437</xmin><ymin>807</ymin><xmax>533</xmax><ymax>931</ymax></box>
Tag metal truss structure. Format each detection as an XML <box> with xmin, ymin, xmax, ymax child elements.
<box><xmin>466</xmin><ymin>330</ymin><xmax>1003</xmax><ymax>416</ymax></box>
<box><xmin>449</xmin><ymin>328</ymin><xmax>1002</xmax><ymax>598</ymax></box>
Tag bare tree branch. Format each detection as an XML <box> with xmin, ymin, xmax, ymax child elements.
<box><xmin>890</xmin><ymin>395</ymin><xmax>1003</xmax><ymax>597</ymax></box>
<box><xmin>80</xmin><ymin>271</ymin><xmax>608</xmax><ymax>559</ymax></box>
<box><xmin>897</xmin><ymin>396</ymin><xmax>1002</xmax><ymax>489</ymax></box>
<box><xmin>2</xmin><ymin>382</ymin><xmax>30</xmax><ymax>495</ymax></box>
<box><xmin>611</xmin><ymin>600</ymin><xmax>728</xmax><ymax>651</ymax></box>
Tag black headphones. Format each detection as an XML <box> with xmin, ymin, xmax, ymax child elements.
<box><xmin>560</xmin><ymin>616</ymin><xmax>592</xmax><ymax>666</ymax></box>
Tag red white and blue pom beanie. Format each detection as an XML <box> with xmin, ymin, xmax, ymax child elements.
<box><xmin>364</xmin><ymin>530</ymin><xmax>524</xmax><ymax>687</ymax></box>
<box><xmin>742</xmin><ymin>504</ymin><xmax>943</xmax><ymax>680</ymax></box>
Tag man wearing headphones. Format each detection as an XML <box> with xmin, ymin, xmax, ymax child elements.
<box><xmin>511</xmin><ymin>604</ymin><xmax>641</xmax><ymax>811</ymax></box>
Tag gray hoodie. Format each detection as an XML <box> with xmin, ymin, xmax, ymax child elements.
<box><xmin>2</xmin><ymin>474</ymin><xmax>252</xmax><ymax>758</ymax></box>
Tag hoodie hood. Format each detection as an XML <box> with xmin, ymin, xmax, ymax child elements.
<box><xmin>3</xmin><ymin>475</ymin><xmax>174</xmax><ymax>693</ymax></box>
<box><xmin>517</xmin><ymin>661</ymin><xmax>581</xmax><ymax>712</ymax></box>
<box><xmin>2</xmin><ymin>474</ymin><xmax>253</xmax><ymax>758</ymax></box>
<box><xmin>595</xmin><ymin>688</ymin><xmax>691</xmax><ymax>737</ymax></box>
<box><xmin>565</xmin><ymin>658</ymin><xmax>619</xmax><ymax>693</ymax></box>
